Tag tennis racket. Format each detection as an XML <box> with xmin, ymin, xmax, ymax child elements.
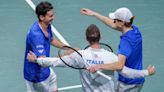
<box><xmin>58</xmin><ymin>45</ymin><xmax>112</xmax><ymax>80</ymax></box>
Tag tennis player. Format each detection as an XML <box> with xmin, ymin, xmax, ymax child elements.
<box><xmin>81</xmin><ymin>7</ymin><xmax>155</xmax><ymax>92</ymax></box>
<box><xmin>27</xmin><ymin>24</ymin><xmax>155</xmax><ymax>92</ymax></box>
<box><xmin>24</xmin><ymin>1</ymin><xmax>66</xmax><ymax>92</ymax></box>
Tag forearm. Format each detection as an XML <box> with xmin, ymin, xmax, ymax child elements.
<box><xmin>98</xmin><ymin>61</ymin><xmax>124</xmax><ymax>71</ymax></box>
<box><xmin>120</xmin><ymin>66</ymin><xmax>149</xmax><ymax>78</ymax></box>
<box><xmin>51</xmin><ymin>38</ymin><xmax>66</xmax><ymax>48</ymax></box>
<box><xmin>98</xmin><ymin>63</ymin><xmax>149</xmax><ymax>78</ymax></box>
<box><xmin>37</xmin><ymin>57</ymin><xmax>65</xmax><ymax>67</ymax></box>
<box><xmin>93</xmin><ymin>12</ymin><xmax>116</xmax><ymax>29</ymax></box>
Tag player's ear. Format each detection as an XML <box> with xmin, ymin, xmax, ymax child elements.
<box><xmin>39</xmin><ymin>15</ymin><xmax>45</xmax><ymax>21</ymax></box>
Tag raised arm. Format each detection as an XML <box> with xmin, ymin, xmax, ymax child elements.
<box><xmin>80</xmin><ymin>8</ymin><xmax>117</xmax><ymax>29</ymax></box>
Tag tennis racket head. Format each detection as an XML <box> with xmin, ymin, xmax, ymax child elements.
<box><xmin>84</xmin><ymin>42</ymin><xmax>113</xmax><ymax>52</ymax></box>
<box><xmin>58</xmin><ymin>46</ymin><xmax>86</xmax><ymax>69</ymax></box>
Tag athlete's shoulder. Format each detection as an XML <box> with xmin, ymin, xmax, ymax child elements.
<box><xmin>101</xmin><ymin>49</ymin><xmax>118</xmax><ymax>61</ymax></box>
<box><xmin>78</xmin><ymin>50</ymin><xmax>86</xmax><ymax>55</ymax></box>
<box><xmin>105</xmin><ymin>50</ymin><xmax>117</xmax><ymax>56</ymax></box>
<box><xmin>28</xmin><ymin>22</ymin><xmax>43</xmax><ymax>36</ymax></box>
<box><xmin>132</xmin><ymin>25</ymin><xmax>139</xmax><ymax>29</ymax></box>
<box><xmin>30</xmin><ymin>21</ymin><xmax>38</xmax><ymax>29</ymax></box>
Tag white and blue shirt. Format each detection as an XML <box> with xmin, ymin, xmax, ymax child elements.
<box><xmin>36</xmin><ymin>46</ymin><xmax>149</xmax><ymax>92</ymax></box>
<box><xmin>78</xmin><ymin>48</ymin><xmax>118</xmax><ymax>92</ymax></box>
<box><xmin>24</xmin><ymin>22</ymin><xmax>53</xmax><ymax>82</ymax></box>
<box><xmin>118</xmin><ymin>25</ymin><xmax>145</xmax><ymax>84</ymax></box>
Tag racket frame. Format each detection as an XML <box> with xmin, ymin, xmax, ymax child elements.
<box><xmin>58</xmin><ymin>45</ymin><xmax>112</xmax><ymax>80</ymax></box>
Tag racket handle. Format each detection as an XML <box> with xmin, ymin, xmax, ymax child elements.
<box><xmin>96</xmin><ymin>71</ymin><xmax>112</xmax><ymax>80</ymax></box>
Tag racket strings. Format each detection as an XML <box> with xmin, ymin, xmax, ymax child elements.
<box><xmin>58</xmin><ymin>46</ymin><xmax>86</xmax><ymax>69</ymax></box>
<box><xmin>69</xmin><ymin>53</ymin><xmax>86</xmax><ymax>68</ymax></box>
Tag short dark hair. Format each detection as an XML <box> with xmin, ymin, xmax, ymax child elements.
<box><xmin>124</xmin><ymin>16</ymin><xmax>134</xmax><ymax>27</ymax></box>
<box><xmin>35</xmin><ymin>1</ymin><xmax>53</xmax><ymax>20</ymax></box>
<box><xmin>86</xmin><ymin>24</ymin><xmax>101</xmax><ymax>44</ymax></box>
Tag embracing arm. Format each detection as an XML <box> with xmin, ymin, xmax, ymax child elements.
<box><xmin>36</xmin><ymin>57</ymin><xmax>64</xmax><ymax>67</ymax></box>
<box><xmin>87</xmin><ymin>54</ymin><xmax>155</xmax><ymax>78</ymax></box>
<box><xmin>27</xmin><ymin>51</ymin><xmax>65</xmax><ymax>67</ymax></box>
<box><xmin>27</xmin><ymin>51</ymin><xmax>81</xmax><ymax>68</ymax></box>
<box><xmin>87</xmin><ymin>54</ymin><xmax>125</xmax><ymax>72</ymax></box>
<box><xmin>120</xmin><ymin>65</ymin><xmax>155</xmax><ymax>78</ymax></box>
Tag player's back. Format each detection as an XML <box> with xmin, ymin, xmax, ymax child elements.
<box><xmin>78</xmin><ymin>47</ymin><xmax>118</xmax><ymax>92</ymax></box>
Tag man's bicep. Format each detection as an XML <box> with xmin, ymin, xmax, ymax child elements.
<box><xmin>51</xmin><ymin>37</ymin><xmax>63</xmax><ymax>48</ymax></box>
<box><xmin>117</xmin><ymin>54</ymin><xmax>126</xmax><ymax>67</ymax></box>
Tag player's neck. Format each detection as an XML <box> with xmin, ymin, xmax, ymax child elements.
<box><xmin>123</xmin><ymin>27</ymin><xmax>133</xmax><ymax>33</ymax></box>
<box><xmin>122</xmin><ymin>26</ymin><xmax>133</xmax><ymax>34</ymax></box>
<box><xmin>90</xmin><ymin>43</ymin><xmax>100</xmax><ymax>49</ymax></box>
<box><xmin>39</xmin><ymin>21</ymin><xmax>49</xmax><ymax>32</ymax></box>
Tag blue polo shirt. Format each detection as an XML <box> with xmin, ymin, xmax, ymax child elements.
<box><xmin>24</xmin><ymin>22</ymin><xmax>53</xmax><ymax>82</ymax></box>
<box><xmin>118</xmin><ymin>25</ymin><xmax>145</xmax><ymax>84</ymax></box>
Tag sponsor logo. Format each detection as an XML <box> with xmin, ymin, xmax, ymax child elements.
<box><xmin>36</xmin><ymin>45</ymin><xmax>44</xmax><ymax>48</ymax></box>
<box><xmin>38</xmin><ymin>49</ymin><xmax>44</xmax><ymax>54</ymax></box>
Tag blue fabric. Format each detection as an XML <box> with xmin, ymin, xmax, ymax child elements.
<box><xmin>24</xmin><ymin>22</ymin><xmax>53</xmax><ymax>82</ymax></box>
<box><xmin>118</xmin><ymin>25</ymin><xmax>145</xmax><ymax>84</ymax></box>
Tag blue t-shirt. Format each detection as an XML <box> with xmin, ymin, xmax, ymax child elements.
<box><xmin>118</xmin><ymin>25</ymin><xmax>145</xmax><ymax>84</ymax></box>
<box><xmin>24</xmin><ymin>22</ymin><xmax>53</xmax><ymax>82</ymax></box>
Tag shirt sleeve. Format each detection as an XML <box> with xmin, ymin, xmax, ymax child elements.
<box><xmin>63</xmin><ymin>52</ymin><xmax>84</xmax><ymax>67</ymax></box>
<box><xmin>118</xmin><ymin>38</ymin><xmax>132</xmax><ymax>58</ymax></box>
<box><xmin>59</xmin><ymin>51</ymin><xmax>85</xmax><ymax>68</ymax></box>
<box><xmin>36</xmin><ymin>51</ymin><xmax>81</xmax><ymax>68</ymax></box>
<box><xmin>36</xmin><ymin>57</ymin><xmax>70</xmax><ymax>67</ymax></box>
<box><xmin>119</xmin><ymin>66</ymin><xmax>149</xmax><ymax>78</ymax></box>
<box><xmin>29</xmin><ymin>33</ymin><xmax>46</xmax><ymax>57</ymax></box>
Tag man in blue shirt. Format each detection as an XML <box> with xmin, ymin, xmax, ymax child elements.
<box><xmin>81</xmin><ymin>7</ymin><xmax>155</xmax><ymax>92</ymax></box>
<box><xmin>24</xmin><ymin>1</ymin><xmax>66</xmax><ymax>92</ymax></box>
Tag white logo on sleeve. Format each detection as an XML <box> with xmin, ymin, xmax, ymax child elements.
<box><xmin>38</xmin><ymin>49</ymin><xmax>44</xmax><ymax>54</ymax></box>
<box><xmin>36</xmin><ymin>45</ymin><xmax>44</xmax><ymax>54</ymax></box>
<box><xmin>36</xmin><ymin>45</ymin><xmax>44</xmax><ymax>48</ymax></box>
